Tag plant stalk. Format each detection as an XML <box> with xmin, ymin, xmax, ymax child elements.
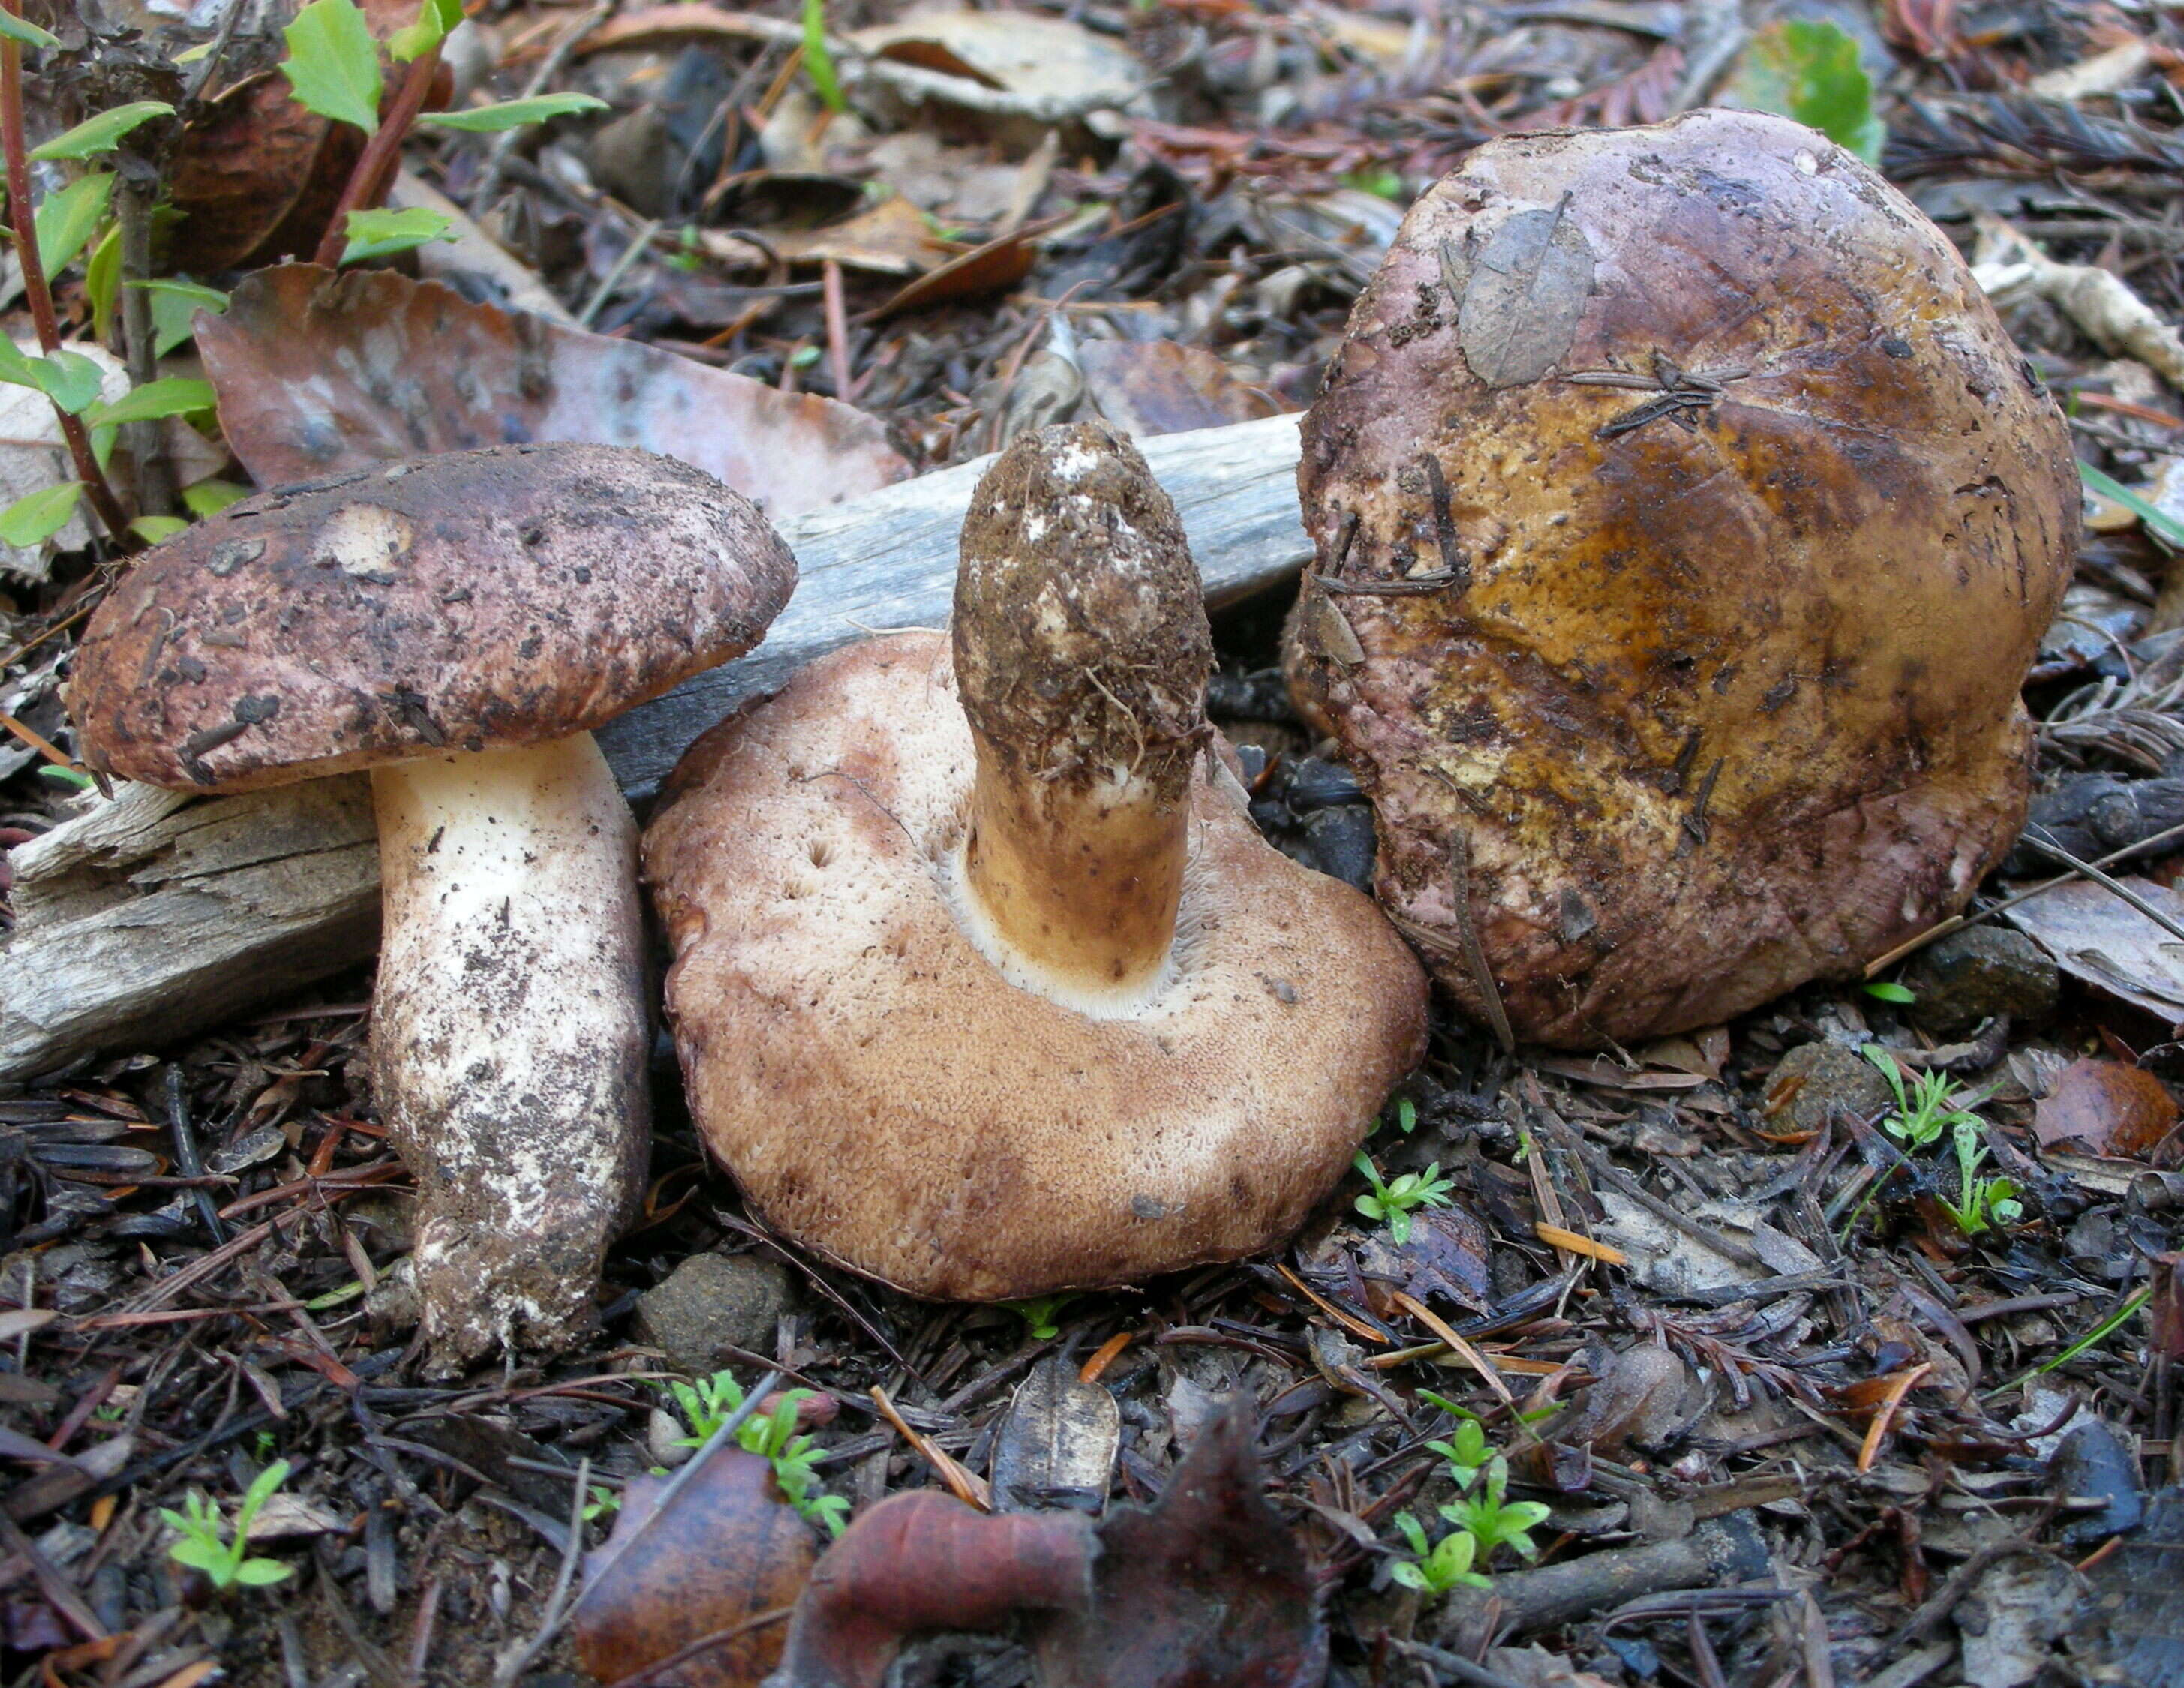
<box><xmin>115</xmin><ymin>170</ymin><xmax>173</xmax><ymax>518</ymax></box>
<box><xmin>311</xmin><ymin>43</ymin><xmax>443</xmax><ymax>269</ymax></box>
<box><xmin>0</xmin><ymin>4</ymin><xmax>135</xmax><ymax>550</ymax></box>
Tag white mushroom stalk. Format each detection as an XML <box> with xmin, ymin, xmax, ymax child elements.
<box><xmin>369</xmin><ymin>735</ymin><xmax>647</xmax><ymax>1362</ymax></box>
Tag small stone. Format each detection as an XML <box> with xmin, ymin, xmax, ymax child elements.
<box><xmin>632</xmin><ymin>1252</ymin><xmax>793</xmax><ymax>1376</ymax></box>
<box><xmin>1765</xmin><ymin>1041</ymin><xmax>1894</xmax><ymax>1136</ymax></box>
<box><xmin>1901</xmin><ymin>927</ymin><xmax>2059</xmax><ymax>1038</ymax></box>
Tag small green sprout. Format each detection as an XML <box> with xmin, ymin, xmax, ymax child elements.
<box><xmin>160</xmin><ymin>1461</ymin><xmax>294</xmax><ymax>1590</ymax></box>
<box><xmin>1437</xmin><ymin>1455</ymin><xmax>1552</xmax><ymax>1563</ymax></box>
<box><xmin>1376</xmin><ymin>1097</ymin><xmax>1419</xmax><ymax>1137</ymax></box>
<box><xmin>582</xmin><ymin>1483</ymin><xmax>621</xmax><ymax>1521</ymax></box>
<box><xmin>1864</xmin><ymin>979</ymin><xmax>1916</xmax><ymax>1005</ymax></box>
<box><xmin>1937</xmin><ymin>1117</ymin><xmax>2023</xmax><ymax>1236</ymax></box>
<box><xmin>1005</xmin><ymin>1294</ymin><xmax>1080</xmax><ymax>1340</ymax></box>
<box><xmin>1421</xmin><ymin>1403</ymin><xmax>1492</xmax><ymax>1489</ymax></box>
<box><xmin>1862</xmin><ymin>1047</ymin><xmax>1984</xmax><ymax>1151</ymax></box>
<box><xmin>1353</xmin><ymin>1152</ymin><xmax>1455</xmax><ymax>1245</ymax></box>
<box><xmin>663</xmin><ymin>1373</ymin><xmax>849</xmax><ymax>1536</ymax></box>
<box><xmin>1389</xmin><ymin>1512</ymin><xmax>1490</xmax><ymax>1592</ymax></box>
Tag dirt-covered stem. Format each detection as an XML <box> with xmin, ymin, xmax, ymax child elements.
<box><xmin>311</xmin><ymin>41</ymin><xmax>443</xmax><ymax>268</ymax></box>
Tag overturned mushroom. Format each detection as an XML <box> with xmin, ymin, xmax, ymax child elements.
<box><xmin>70</xmin><ymin>445</ymin><xmax>797</xmax><ymax>1367</ymax></box>
<box><xmin>1287</xmin><ymin>110</ymin><xmax>2079</xmax><ymax>1047</ymax></box>
<box><xmin>644</xmin><ymin>422</ymin><xmax>1425</xmax><ymax>1301</ymax></box>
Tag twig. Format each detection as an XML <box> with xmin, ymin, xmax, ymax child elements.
<box><xmin>473</xmin><ymin>0</ymin><xmax>612</xmax><ymax>208</ymax></box>
<box><xmin>114</xmin><ymin>171</ymin><xmax>173</xmax><ymax>518</ymax></box>
<box><xmin>163</xmin><ymin>1065</ymin><xmax>228</xmax><ymax>1243</ymax></box>
<box><xmin>0</xmin><ymin>708</ymin><xmax>72</xmax><ymax>770</ymax></box>
<box><xmin>0</xmin><ymin>2</ymin><xmax>133</xmax><ymax>549</ymax></box>
<box><xmin>312</xmin><ymin>44</ymin><xmax>446</xmax><ymax>269</ymax></box>
<box><xmin>1386</xmin><ymin>1637</ymin><xmax>1534</xmax><ymax>1688</ymax></box>
<box><xmin>491</xmin><ymin>1457</ymin><xmax>591</xmax><ymax>1686</ymax></box>
<box><xmin>578</xmin><ymin>218</ymin><xmax>661</xmax><ymax>326</ymax></box>
<box><xmin>606</xmin><ymin>1608</ymin><xmax>795</xmax><ymax>1688</ymax></box>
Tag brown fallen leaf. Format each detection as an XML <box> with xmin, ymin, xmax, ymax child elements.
<box><xmin>197</xmin><ymin>266</ymin><xmax>908</xmax><ymax>518</ymax></box>
<box><xmin>868</xmin><ymin>222</ymin><xmax>1049</xmax><ymax>320</ymax></box>
<box><xmin>773</xmin><ymin>1491</ymin><xmax>1092</xmax><ymax>1688</ymax></box>
<box><xmin>990</xmin><ymin>1353</ymin><xmax>1121</xmax><ymax>1512</ymax></box>
<box><xmin>771</xmin><ymin>1409</ymin><xmax>1323</xmax><ymax>1688</ymax></box>
<box><xmin>1542</xmin><ymin>1344</ymin><xmax>1702</xmax><ymax>1461</ymax></box>
<box><xmin>1356</xmin><ymin>1202</ymin><xmax>1495</xmax><ymax>1316</ymax></box>
<box><xmin>1079</xmin><ymin>341</ymin><xmax>1286</xmax><ymax>439</ymax></box>
<box><xmin>2035</xmin><ymin>1059</ymin><xmax>2181</xmax><ymax>1158</ymax></box>
<box><xmin>704</xmin><ymin>197</ymin><xmax>948</xmax><ymax>277</ymax></box>
<box><xmin>574</xmin><ymin>1450</ymin><xmax>816</xmax><ymax>1688</ymax></box>
<box><xmin>1035</xmin><ymin>1409</ymin><xmax>1326</xmax><ymax>1688</ymax></box>
<box><xmin>2002</xmin><ymin>878</ymin><xmax>2184</xmax><ymax>1022</ymax></box>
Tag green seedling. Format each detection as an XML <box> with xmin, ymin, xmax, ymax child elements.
<box><xmin>1937</xmin><ymin>1117</ymin><xmax>2023</xmax><ymax>1236</ymax></box>
<box><xmin>802</xmin><ymin>0</ymin><xmax>847</xmax><ymax>113</ymax></box>
<box><xmin>1864</xmin><ymin>980</ymin><xmax>1916</xmax><ymax>1005</ymax></box>
<box><xmin>1005</xmin><ymin>1293</ymin><xmax>1079</xmax><ymax>1340</ymax></box>
<box><xmin>1437</xmin><ymin>1455</ymin><xmax>1551</xmax><ymax>1563</ymax></box>
<box><xmin>1416</xmin><ymin>1392</ymin><xmax>1492</xmax><ymax>1490</ymax></box>
<box><xmin>160</xmin><ymin>1461</ymin><xmax>294</xmax><ymax>1590</ymax></box>
<box><xmin>582</xmin><ymin>1483</ymin><xmax>621</xmax><ymax>1521</ymax></box>
<box><xmin>1389</xmin><ymin>1512</ymin><xmax>1490</xmax><ymax>1592</ymax></box>
<box><xmin>1353</xmin><ymin>1152</ymin><xmax>1455</xmax><ymax>1245</ymax></box>
<box><xmin>1375</xmin><ymin>1097</ymin><xmax>1419</xmax><ymax>1137</ymax></box>
<box><xmin>665</xmin><ymin>1372</ymin><xmax>849</xmax><ymax>1536</ymax></box>
<box><xmin>1862</xmin><ymin>1047</ymin><xmax>1984</xmax><ymax>1150</ymax></box>
<box><xmin>1722</xmin><ymin>18</ymin><xmax>1884</xmax><ymax>162</ymax></box>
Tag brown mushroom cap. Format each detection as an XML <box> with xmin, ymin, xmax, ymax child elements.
<box><xmin>71</xmin><ymin>443</ymin><xmax>797</xmax><ymax>793</ymax></box>
<box><xmin>1288</xmin><ymin>110</ymin><xmax>2079</xmax><ymax>1047</ymax></box>
<box><xmin>641</xmin><ymin>633</ymin><xmax>1428</xmax><ymax>1302</ymax></box>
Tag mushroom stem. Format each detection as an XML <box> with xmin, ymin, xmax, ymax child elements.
<box><xmin>960</xmin><ymin>734</ymin><xmax>1192</xmax><ymax>999</ymax></box>
<box><xmin>950</xmin><ymin>422</ymin><xmax>1216</xmax><ymax>1005</ymax></box>
<box><xmin>368</xmin><ymin>733</ymin><xmax>648</xmax><ymax>1368</ymax></box>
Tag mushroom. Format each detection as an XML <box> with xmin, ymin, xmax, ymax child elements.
<box><xmin>69</xmin><ymin>443</ymin><xmax>797</xmax><ymax>1365</ymax></box>
<box><xmin>642</xmin><ymin>422</ymin><xmax>1425</xmax><ymax>1301</ymax></box>
<box><xmin>1286</xmin><ymin>110</ymin><xmax>2079</xmax><ymax>1047</ymax></box>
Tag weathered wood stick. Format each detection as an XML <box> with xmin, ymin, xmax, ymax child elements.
<box><xmin>1</xmin><ymin>414</ymin><xmax>1308</xmax><ymax>1081</ymax></box>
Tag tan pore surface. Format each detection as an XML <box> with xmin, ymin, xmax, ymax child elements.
<box><xmin>71</xmin><ymin>443</ymin><xmax>796</xmax><ymax>792</ymax></box>
<box><xmin>1290</xmin><ymin>110</ymin><xmax>2078</xmax><ymax>1047</ymax></box>
<box><xmin>643</xmin><ymin>632</ymin><xmax>1428</xmax><ymax>1302</ymax></box>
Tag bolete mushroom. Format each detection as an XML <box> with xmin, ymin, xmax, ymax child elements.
<box><xmin>69</xmin><ymin>443</ymin><xmax>797</xmax><ymax>1365</ymax></box>
<box><xmin>1286</xmin><ymin>110</ymin><xmax>2079</xmax><ymax>1047</ymax></box>
<box><xmin>642</xmin><ymin>422</ymin><xmax>1425</xmax><ymax>1301</ymax></box>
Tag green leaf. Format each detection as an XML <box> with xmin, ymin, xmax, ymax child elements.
<box><xmin>1864</xmin><ymin>980</ymin><xmax>1916</xmax><ymax>1004</ymax></box>
<box><xmin>131</xmin><ymin>515</ymin><xmax>188</xmax><ymax>543</ymax></box>
<box><xmin>0</xmin><ymin>481</ymin><xmax>82</xmax><ymax>547</ymax></box>
<box><xmin>0</xmin><ymin>343</ymin><xmax>110</xmax><ymax>413</ymax></box>
<box><xmin>166</xmin><ymin>1535</ymin><xmax>232</xmax><ymax>1575</ymax></box>
<box><xmin>182</xmin><ymin>477</ymin><xmax>248</xmax><ymax>516</ymax></box>
<box><xmin>420</xmin><ymin>91</ymin><xmax>606</xmax><ymax>131</ymax></box>
<box><xmin>338</xmin><ymin>205</ymin><xmax>455</xmax><ymax>263</ymax></box>
<box><xmin>802</xmin><ymin>0</ymin><xmax>846</xmax><ymax>113</ymax></box>
<box><xmin>87</xmin><ymin>377</ymin><xmax>216</xmax><ymax>428</ymax></box>
<box><xmin>33</xmin><ymin>170</ymin><xmax>113</xmax><ymax>276</ymax></box>
<box><xmin>389</xmin><ymin>0</ymin><xmax>461</xmax><ymax>62</ymax></box>
<box><xmin>282</xmin><ymin>0</ymin><xmax>384</xmax><ymax>134</ymax></box>
<box><xmin>2080</xmin><ymin>461</ymin><xmax>2184</xmax><ymax>551</ymax></box>
<box><xmin>1724</xmin><ymin>19</ymin><xmax>1885</xmax><ymax>164</ymax></box>
<box><xmin>29</xmin><ymin>101</ymin><xmax>175</xmax><ymax>161</ymax></box>
<box><xmin>131</xmin><ymin>278</ymin><xmax>230</xmax><ymax>356</ymax></box>
<box><xmin>0</xmin><ymin>11</ymin><xmax>59</xmax><ymax>48</ymax></box>
<box><xmin>234</xmin><ymin>1557</ymin><xmax>293</xmax><ymax>1585</ymax></box>
<box><xmin>83</xmin><ymin>222</ymin><xmax>121</xmax><ymax>343</ymax></box>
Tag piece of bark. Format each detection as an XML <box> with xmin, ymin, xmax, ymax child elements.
<box><xmin>1440</xmin><ymin>1514</ymin><xmax>1770</xmax><ymax>1638</ymax></box>
<box><xmin>0</xmin><ymin>414</ymin><xmax>1307</xmax><ymax>1080</ymax></box>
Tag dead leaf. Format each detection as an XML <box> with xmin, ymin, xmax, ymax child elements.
<box><xmin>1035</xmin><ymin>1410</ymin><xmax>1326</xmax><ymax>1688</ymax></box>
<box><xmin>706</xmin><ymin>197</ymin><xmax>948</xmax><ymax>277</ymax></box>
<box><xmin>1078</xmin><ymin>341</ymin><xmax>1286</xmax><ymax>439</ymax></box>
<box><xmin>197</xmin><ymin>266</ymin><xmax>907</xmax><ymax>518</ymax></box>
<box><xmin>2003</xmin><ymin>877</ymin><xmax>2184</xmax><ymax>1021</ymax></box>
<box><xmin>1458</xmin><ymin>199</ymin><xmax>1596</xmax><ymax>389</ymax></box>
<box><xmin>2035</xmin><ymin>1059</ymin><xmax>2180</xmax><ymax>1158</ymax></box>
<box><xmin>855</xmin><ymin>11</ymin><xmax>1146</xmax><ymax>112</ymax></box>
<box><xmin>1357</xmin><ymin>1202</ymin><xmax>1494</xmax><ymax>1314</ymax></box>
<box><xmin>870</xmin><ymin>222</ymin><xmax>1049</xmax><ymax>320</ymax></box>
<box><xmin>990</xmin><ymin>1354</ymin><xmax>1121</xmax><ymax>1512</ymax></box>
<box><xmin>772</xmin><ymin>1491</ymin><xmax>1093</xmax><ymax>1688</ymax></box>
<box><xmin>574</xmin><ymin>1450</ymin><xmax>817</xmax><ymax>1688</ymax></box>
<box><xmin>1548</xmin><ymin>1344</ymin><xmax>1702</xmax><ymax>1460</ymax></box>
<box><xmin>0</xmin><ymin>344</ymin><xmax>126</xmax><ymax>581</ymax></box>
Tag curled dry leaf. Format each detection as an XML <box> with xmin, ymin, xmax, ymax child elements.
<box><xmin>772</xmin><ymin>1491</ymin><xmax>1093</xmax><ymax>1688</ymax></box>
<box><xmin>1035</xmin><ymin>1410</ymin><xmax>1326</xmax><ymax>1688</ymax></box>
<box><xmin>575</xmin><ymin>1449</ymin><xmax>817</xmax><ymax>1688</ymax></box>
<box><xmin>197</xmin><ymin>266</ymin><xmax>908</xmax><ymax>518</ymax></box>
<box><xmin>771</xmin><ymin>1410</ymin><xmax>1323</xmax><ymax>1688</ymax></box>
<box><xmin>990</xmin><ymin>1354</ymin><xmax>1122</xmax><ymax>1512</ymax></box>
<box><xmin>1077</xmin><ymin>342</ymin><xmax>1287</xmax><ymax>440</ymax></box>
<box><xmin>2004</xmin><ymin>878</ymin><xmax>2184</xmax><ymax>1022</ymax></box>
<box><xmin>2034</xmin><ymin>1059</ymin><xmax>2181</xmax><ymax>1159</ymax></box>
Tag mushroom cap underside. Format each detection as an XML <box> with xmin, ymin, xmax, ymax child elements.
<box><xmin>1291</xmin><ymin>110</ymin><xmax>2079</xmax><ymax>1046</ymax></box>
<box><xmin>641</xmin><ymin>632</ymin><xmax>1429</xmax><ymax>1302</ymax></box>
<box><xmin>71</xmin><ymin>443</ymin><xmax>798</xmax><ymax>792</ymax></box>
